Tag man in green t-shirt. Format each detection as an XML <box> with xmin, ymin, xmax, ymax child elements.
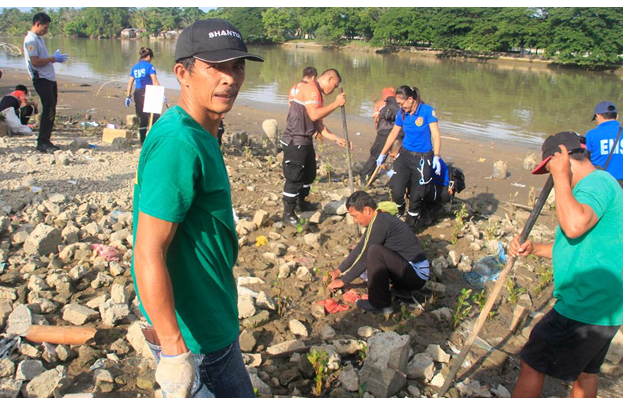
<box><xmin>509</xmin><ymin>131</ymin><xmax>623</xmax><ymax>398</ymax></box>
<box><xmin>131</xmin><ymin>19</ymin><xmax>263</xmax><ymax>397</ymax></box>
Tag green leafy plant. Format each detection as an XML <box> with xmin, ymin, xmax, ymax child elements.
<box><xmin>505</xmin><ymin>277</ymin><xmax>525</xmax><ymax>305</ymax></box>
<box><xmin>471</xmin><ymin>289</ymin><xmax>495</xmax><ymax>319</ymax></box>
<box><xmin>393</xmin><ymin>303</ymin><xmax>415</xmax><ymax>334</ymax></box>
<box><xmin>244</xmin><ymin>146</ymin><xmax>252</xmax><ymax>161</ymax></box>
<box><xmin>296</xmin><ymin>218</ymin><xmax>309</xmax><ymax>234</ymax></box>
<box><xmin>452</xmin><ymin>288</ymin><xmax>473</xmax><ymax>329</ymax></box>
<box><xmin>483</xmin><ymin>220</ymin><xmax>499</xmax><ymax>240</ymax></box>
<box><xmin>534</xmin><ymin>265</ymin><xmax>553</xmax><ymax>295</ymax></box>
<box><xmin>307</xmin><ymin>349</ymin><xmax>329</xmax><ymax>396</ymax></box>
<box><xmin>267</xmin><ymin>154</ymin><xmax>274</xmax><ymax>167</ymax></box>
<box><xmin>357</xmin><ymin>341</ymin><xmax>367</xmax><ymax>363</ymax></box>
<box><xmin>324</xmin><ymin>163</ymin><xmax>333</xmax><ymax>182</ymax></box>
<box><xmin>451</xmin><ymin>204</ymin><xmax>468</xmax><ymax>245</ymax></box>
<box><xmin>358</xmin><ymin>382</ymin><xmax>368</xmax><ymax>398</ymax></box>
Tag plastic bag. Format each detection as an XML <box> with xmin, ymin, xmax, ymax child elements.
<box><xmin>1</xmin><ymin>107</ymin><xmax>33</xmax><ymax>135</ymax></box>
<box><xmin>462</xmin><ymin>242</ymin><xmax>507</xmax><ymax>288</ymax></box>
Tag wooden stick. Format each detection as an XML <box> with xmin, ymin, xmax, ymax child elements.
<box><xmin>365</xmin><ymin>165</ymin><xmax>383</xmax><ymax>189</ymax></box>
<box><xmin>339</xmin><ymin>87</ymin><xmax>354</xmax><ymax>194</ymax></box>
<box><xmin>147</xmin><ymin>113</ymin><xmax>154</xmax><ymax>133</ymax></box>
<box><xmin>438</xmin><ymin>175</ymin><xmax>554</xmax><ymax>396</ymax></box>
<box><xmin>25</xmin><ymin>325</ymin><xmax>97</xmax><ymax>345</ymax></box>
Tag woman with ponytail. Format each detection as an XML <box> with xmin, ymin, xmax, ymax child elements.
<box><xmin>376</xmin><ymin>86</ymin><xmax>442</xmax><ymax>231</ymax></box>
<box><xmin>125</xmin><ymin>47</ymin><xmax>162</xmax><ymax>144</ymax></box>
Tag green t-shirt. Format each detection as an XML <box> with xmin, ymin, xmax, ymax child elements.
<box><xmin>553</xmin><ymin>170</ymin><xmax>623</xmax><ymax>326</ymax></box>
<box><xmin>131</xmin><ymin>106</ymin><xmax>239</xmax><ymax>354</ymax></box>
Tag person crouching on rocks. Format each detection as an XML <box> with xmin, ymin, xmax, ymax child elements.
<box><xmin>327</xmin><ymin>191</ymin><xmax>429</xmax><ymax>314</ymax></box>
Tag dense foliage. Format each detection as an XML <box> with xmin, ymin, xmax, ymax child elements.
<box><xmin>0</xmin><ymin>7</ymin><xmax>621</xmax><ymax>67</ymax></box>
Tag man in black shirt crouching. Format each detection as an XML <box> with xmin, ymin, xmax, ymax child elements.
<box><xmin>328</xmin><ymin>191</ymin><xmax>430</xmax><ymax>314</ymax></box>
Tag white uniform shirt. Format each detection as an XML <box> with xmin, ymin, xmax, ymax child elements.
<box><xmin>24</xmin><ymin>31</ymin><xmax>55</xmax><ymax>81</ymax></box>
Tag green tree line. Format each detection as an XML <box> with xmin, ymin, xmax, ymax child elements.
<box><xmin>0</xmin><ymin>7</ymin><xmax>621</xmax><ymax>67</ymax></box>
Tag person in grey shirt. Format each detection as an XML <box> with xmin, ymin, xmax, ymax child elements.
<box><xmin>23</xmin><ymin>12</ymin><xmax>68</xmax><ymax>153</ymax></box>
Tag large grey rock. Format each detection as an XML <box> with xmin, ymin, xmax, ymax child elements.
<box><xmin>25</xmin><ymin>365</ymin><xmax>68</xmax><ymax>398</ymax></box>
<box><xmin>406</xmin><ymin>353</ymin><xmax>435</xmax><ymax>381</ymax></box>
<box><xmin>126</xmin><ymin>322</ymin><xmax>154</xmax><ymax>360</ymax></box>
<box><xmin>332</xmin><ymin>339</ymin><xmax>362</xmax><ymax>356</ymax></box>
<box><xmin>425</xmin><ymin>344</ymin><xmax>450</xmax><ymax>363</ymax></box>
<box><xmin>249</xmin><ymin>372</ymin><xmax>272</xmax><ymax>395</ymax></box>
<box><xmin>255</xmin><ymin>291</ymin><xmax>275</xmax><ymax>311</ymax></box>
<box><xmin>359</xmin><ymin>331</ymin><xmax>410</xmax><ymax>398</ymax></box>
<box><xmin>6</xmin><ymin>304</ymin><xmax>33</xmax><ymax>335</ymax></box>
<box><xmin>99</xmin><ymin>300</ymin><xmax>130</xmax><ymax>326</ymax></box>
<box><xmin>62</xmin><ymin>303</ymin><xmax>98</xmax><ymax>326</ymax></box>
<box><xmin>0</xmin><ymin>358</ymin><xmax>16</xmax><ymax>378</ymax></box>
<box><xmin>0</xmin><ymin>378</ymin><xmax>22</xmax><ymax>398</ymax></box>
<box><xmin>288</xmin><ymin>319</ymin><xmax>308</xmax><ymax>337</ymax></box>
<box><xmin>16</xmin><ymin>360</ymin><xmax>45</xmax><ymax>381</ymax></box>
<box><xmin>239</xmin><ymin>330</ymin><xmax>256</xmax><ymax>352</ymax></box>
<box><xmin>339</xmin><ymin>364</ymin><xmax>359</xmax><ymax>392</ymax></box>
<box><xmin>23</xmin><ymin>224</ymin><xmax>61</xmax><ymax>256</ymax></box>
<box><xmin>238</xmin><ymin>295</ymin><xmax>256</xmax><ymax>319</ymax></box>
<box><xmin>267</xmin><ymin>340</ymin><xmax>306</xmax><ymax>356</ymax></box>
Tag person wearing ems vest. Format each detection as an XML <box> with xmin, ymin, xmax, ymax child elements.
<box><xmin>281</xmin><ymin>68</ymin><xmax>348</xmax><ymax>226</ymax></box>
<box><xmin>0</xmin><ymin>84</ymin><xmax>38</xmax><ymax>125</ymax></box>
<box><xmin>509</xmin><ymin>131</ymin><xmax>622</xmax><ymax>398</ymax></box>
<box><xmin>377</xmin><ymin>86</ymin><xmax>442</xmax><ymax>231</ymax></box>
<box><xmin>327</xmin><ymin>191</ymin><xmax>429</xmax><ymax>314</ymax></box>
<box><xmin>131</xmin><ymin>19</ymin><xmax>263</xmax><ymax>397</ymax></box>
<box><xmin>361</xmin><ymin>87</ymin><xmax>401</xmax><ymax>181</ymax></box>
<box><xmin>125</xmin><ymin>47</ymin><xmax>163</xmax><ymax>144</ymax></box>
<box><xmin>23</xmin><ymin>12</ymin><xmax>69</xmax><ymax>153</ymax></box>
<box><xmin>288</xmin><ymin>66</ymin><xmax>318</xmax><ymax>105</ymax></box>
<box><xmin>585</xmin><ymin>101</ymin><xmax>623</xmax><ymax>187</ymax></box>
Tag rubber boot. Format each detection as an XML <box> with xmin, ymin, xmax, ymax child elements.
<box><xmin>297</xmin><ymin>198</ymin><xmax>319</xmax><ymax>212</ymax></box>
<box><xmin>283</xmin><ymin>201</ymin><xmax>299</xmax><ymax>226</ymax></box>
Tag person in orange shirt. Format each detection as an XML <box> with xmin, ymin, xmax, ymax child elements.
<box><xmin>281</xmin><ymin>68</ymin><xmax>348</xmax><ymax>225</ymax></box>
<box><xmin>0</xmin><ymin>84</ymin><xmax>38</xmax><ymax>125</ymax></box>
<box><xmin>361</xmin><ymin>87</ymin><xmax>400</xmax><ymax>182</ymax></box>
<box><xmin>288</xmin><ymin>66</ymin><xmax>317</xmax><ymax>105</ymax></box>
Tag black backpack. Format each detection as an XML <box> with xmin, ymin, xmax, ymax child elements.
<box><xmin>379</xmin><ymin>96</ymin><xmax>400</xmax><ymax>123</ymax></box>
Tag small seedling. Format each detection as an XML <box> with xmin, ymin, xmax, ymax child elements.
<box><xmin>272</xmin><ymin>277</ymin><xmax>289</xmax><ymax>318</ymax></box>
<box><xmin>267</xmin><ymin>154</ymin><xmax>274</xmax><ymax>167</ymax></box>
<box><xmin>296</xmin><ymin>218</ymin><xmax>309</xmax><ymax>234</ymax></box>
<box><xmin>452</xmin><ymin>288</ymin><xmax>473</xmax><ymax>329</ymax></box>
<box><xmin>357</xmin><ymin>341</ymin><xmax>367</xmax><ymax>363</ymax></box>
<box><xmin>307</xmin><ymin>349</ymin><xmax>329</xmax><ymax>396</ymax></box>
<box><xmin>483</xmin><ymin>220</ymin><xmax>498</xmax><ymax>240</ymax></box>
<box><xmin>471</xmin><ymin>289</ymin><xmax>495</xmax><ymax>319</ymax></box>
<box><xmin>534</xmin><ymin>265</ymin><xmax>553</xmax><ymax>295</ymax></box>
<box><xmin>324</xmin><ymin>163</ymin><xmax>333</xmax><ymax>182</ymax></box>
<box><xmin>393</xmin><ymin>303</ymin><xmax>415</xmax><ymax>334</ymax></box>
<box><xmin>451</xmin><ymin>204</ymin><xmax>468</xmax><ymax>245</ymax></box>
<box><xmin>244</xmin><ymin>146</ymin><xmax>252</xmax><ymax>160</ymax></box>
<box><xmin>505</xmin><ymin>277</ymin><xmax>525</xmax><ymax>305</ymax></box>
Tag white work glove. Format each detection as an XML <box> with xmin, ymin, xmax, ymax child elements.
<box><xmin>432</xmin><ymin>155</ymin><xmax>441</xmax><ymax>175</ymax></box>
<box><xmin>155</xmin><ymin>351</ymin><xmax>195</xmax><ymax>398</ymax></box>
<box><xmin>376</xmin><ymin>154</ymin><xmax>387</xmax><ymax>166</ymax></box>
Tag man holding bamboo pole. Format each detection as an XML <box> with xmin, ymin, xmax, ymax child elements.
<box><xmin>509</xmin><ymin>131</ymin><xmax>623</xmax><ymax>398</ymax></box>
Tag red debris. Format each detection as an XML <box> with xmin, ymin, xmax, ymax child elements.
<box><xmin>316</xmin><ymin>298</ymin><xmax>349</xmax><ymax>314</ymax></box>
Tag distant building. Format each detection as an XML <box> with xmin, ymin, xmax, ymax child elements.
<box><xmin>121</xmin><ymin>28</ymin><xmax>142</xmax><ymax>39</ymax></box>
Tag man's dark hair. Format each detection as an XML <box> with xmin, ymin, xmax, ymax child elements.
<box><xmin>177</xmin><ymin>57</ymin><xmax>196</xmax><ymax>73</ymax></box>
<box><xmin>569</xmin><ymin>148</ymin><xmax>591</xmax><ymax>161</ymax></box>
<box><xmin>321</xmin><ymin>68</ymin><xmax>342</xmax><ymax>83</ymax></box>
<box><xmin>15</xmin><ymin>85</ymin><xmax>28</xmax><ymax>94</ymax></box>
<box><xmin>302</xmin><ymin>66</ymin><xmax>317</xmax><ymax>79</ymax></box>
<box><xmin>599</xmin><ymin>112</ymin><xmax>618</xmax><ymax>120</ymax></box>
<box><xmin>32</xmin><ymin>13</ymin><xmax>51</xmax><ymax>25</ymax></box>
<box><xmin>346</xmin><ymin>191</ymin><xmax>377</xmax><ymax>212</ymax></box>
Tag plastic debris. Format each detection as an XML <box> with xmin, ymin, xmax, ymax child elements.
<box><xmin>255</xmin><ymin>236</ymin><xmax>268</xmax><ymax>247</ymax></box>
<box><xmin>90</xmin><ymin>244</ymin><xmax>120</xmax><ymax>262</ymax></box>
<box><xmin>317</xmin><ymin>298</ymin><xmax>349</xmax><ymax>314</ymax></box>
<box><xmin>342</xmin><ymin>289</ymin><xmax>361</xmax><ymax>304</ymax></box>
<box><xmin>462</xmin><ymin>242</ymin><xmax>507</xmax><ymax>288</ymax></box>
<box><xmin>80</xmin><ymin>121</ymin><xmax>99</xmax><ymax>127</ymax></box>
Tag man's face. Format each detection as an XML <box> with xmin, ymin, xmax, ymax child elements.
<box><xmin>185</xmin><ymin>58</ymin><xmax>246</xmax><ymax>115</ymax></box>
<box><xmin>34</xmin><ymin>22</ymin><xmax>50</xmax><ymax>36</ymax></box>
<box><xmin>348</xmin><ymin>206</ymin><xmax>374</xmax><ymax>227</ymax></box>
<box><xmin>322</xmin><ymin>75</ymin><xmax>340</xmax><ymax>95</ymax></box>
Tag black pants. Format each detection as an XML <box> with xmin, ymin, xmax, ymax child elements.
<box><xmin>19</xmin><ymin>105</ymin><xmax>35</xmax><ymax>125</ymax></box>
<box><xmin>282</xmin><ymin>142</ymin><xmax>316</xmax><ymax>204</ymax></box>
<box><xmin>362</xmin><ymin>129</ymin><xmax>392</xmax><ymax>178</ymax></box>
<box><xmin>134</xmin><ymin>88</ymin><xmax>160</xmax><ymax>144</ymax></box>
<box><xmin>32</xmin><ymin>78</ymin><xmax>57</xmax><ymax>145</ymax></box>
<box><xmin>389</xmin><ymin>148</ymin><xmax>434</xmax><ymax>226</ymax></box>
<box><xmin>367</xmin><ymin>244</ymin><xmax>426</xmax><ymax>308</ymax></box>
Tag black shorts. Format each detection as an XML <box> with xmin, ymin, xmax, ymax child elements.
<box><xmin>520</xmin><ymin>309</ymin><xmax>620</xmax><ymax>381</ymax></box>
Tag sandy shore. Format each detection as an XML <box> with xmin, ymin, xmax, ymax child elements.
<box><xmin>1</xmin><ymin>67</ymin><xmax>552</xmax><ymax>223</ymax></box>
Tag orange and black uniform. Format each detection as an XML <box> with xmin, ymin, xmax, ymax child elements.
<box><xmin>281</xmin><ymin>81</ymin><xmax>323</xmax><ymax>204</ymax></box>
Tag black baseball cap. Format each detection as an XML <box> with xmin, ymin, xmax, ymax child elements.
<box><xmin>532</xmin><ymin>131</ymin><xmax>586</xmax><ymax>175</ymax></box>
<box><xmin>174</xmin><ymin>19</ymin><xmax>264</xmax><ymax>64</ymax></box>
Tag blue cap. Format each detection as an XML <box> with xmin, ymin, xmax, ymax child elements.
<box><xmin>592</xmin><ymin>101</ymin><xmax>618</xmax><ymax>121</ymax></box>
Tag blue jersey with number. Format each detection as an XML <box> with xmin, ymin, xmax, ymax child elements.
<box><xmin>395</xmin><ymin>103</ymin><xmax>438</xmax><ymax>153</ymax></box>
<box><xmin>130</xmin><ymin>60</ymin><xmax>156</xmax><ymax>90</ymax></box>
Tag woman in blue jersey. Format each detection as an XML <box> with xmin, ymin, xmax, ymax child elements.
<box><xmin>377</xmin><ymin>86</ymin><xmax>442</xmax><ymax>231</ymax></box>
<box><xmin>125</xmin><ymin>47</ymin><xmax>162</xmax><ymax>144</ymax></box>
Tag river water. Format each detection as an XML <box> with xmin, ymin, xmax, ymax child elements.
<box><xmin>1</xmin><ymin>36</ymin><xmax>622</xmax><ymax>144</ymax></box>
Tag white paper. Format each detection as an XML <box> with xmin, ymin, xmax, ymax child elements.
<box><xmin>143</xmin><ymin>85</ymin><xmax>165</xmax><ymax>114</ymax></box>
